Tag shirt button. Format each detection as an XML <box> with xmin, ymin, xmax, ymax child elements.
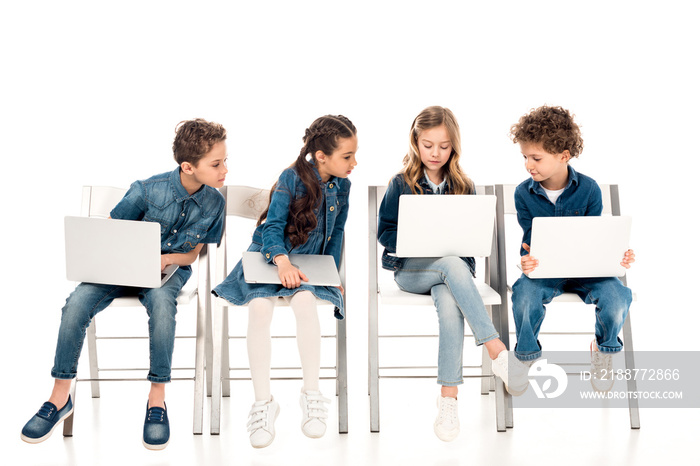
<box><xmin>327</xmin><ymin>236</ymin><xmax>331</xmax><ymax>241</ymax></box>
<box><xmin>181</xmin><ymin>213</ymin><xmax>186</xmax><ymax>217</ymax></box>
<box><xmin>266</xmin><ymin>253</ymin><xmax>270</xmax><ymax>259</ymax></box>
<box><xmin>196</xmin><ymin>234</ymin><xmax>200</xmax><ymax>238</ymax></box>
<box><xmin>167</xmin><ymin>243</ymin><xmax>172</xmax><ymax>246</ymax></box>
<box><xmin>329</xmin><ymin>206</ymin><xmax>335</xmax><ymax>212</ymax></box>
<box><xmin>173</xmin><ymin>229</ymin><xmax>177</xmax><ymax>233</ymax></box>
<box><xmin>329</xmin><ymin>183</ymin><xmax>334</xmax><ymax>188</ymax></box>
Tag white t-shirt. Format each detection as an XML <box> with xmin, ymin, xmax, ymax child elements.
<box><xmin>541</xmin><ymin>185</ymin><xmax>565</xmax><ymax>205</ymax></box>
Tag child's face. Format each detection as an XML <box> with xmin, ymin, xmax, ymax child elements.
<box><xmin>418</xmin><ymin>124</ymin><xmax>451</xmax><ymax>183</ymax></box>
<box><xmin>520</xmin><ymin>141</ymin><xmax>570</xmax><ymax>189</ymax></box>
<box><xmin>189</xmin><ymin>141</ymin><xmax>228</xmax><ymax>188</ymax></box>
<box><xmin>316</xmin><ymin>135</ymin><xmax>358</xmax><ymax>182</ymax></box>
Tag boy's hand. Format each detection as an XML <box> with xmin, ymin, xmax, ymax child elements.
<box><xmin>621</xmin><ymin>249</ymin><xmax>635</xmax><ymax>269</ymax></box>
<box><xmin>521</xmin><ymin>243</ymin><xmax>539</xmax><ymax>275</ymax></box>
<box><xmin>161</xmin><ymin>254</ymin><xmax>171</xmax><ymax>272</ymax></box>
<box><xmin>274</xmin><ymin>254</ymin><xmax>309</xmax><ymax>289</ymax></box>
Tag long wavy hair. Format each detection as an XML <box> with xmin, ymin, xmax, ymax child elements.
<box><xmin>258</xmin><ymin>115</ymin><xmax>356</xmax><ymax>248</ymax></box>
<box><xmin>401</xmin><ymin>106</ymin><xmax>474</xmax><ymax>195</ymax></box>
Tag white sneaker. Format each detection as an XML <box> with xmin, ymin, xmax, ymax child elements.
<box><xmin>299</xmin><ymin>390</ymin><xmax>330</xmax><ymax>438</ymax></box>
<box><xmin>247</xmin><ymin>397</ymin><xmax>280</xmax><ymax>448</ymax></box>
<box><xmin>590</xmin><ymin>340</ymin><xmax>614</xmax><ymax>392</ymax></box>
<box><xmin>434</xmin><ymin>396</ymin><xmax>459</xmax><ymax>442</ymax></box>
<box><xmin>491</xmin><ymin>350</ymin><xmax>530</xmax><ymax>396</ymax></box>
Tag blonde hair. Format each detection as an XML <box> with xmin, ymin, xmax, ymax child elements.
<box><xmin>401</xmin><ymin>106</ymin><xmax>474</xmax><ymax>194</ymax></box>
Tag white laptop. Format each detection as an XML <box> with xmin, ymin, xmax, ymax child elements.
<box><xmin>65</xmin><ymin>216</ymin><xmax>178</xmax><ymax>288</ymax></box>
<box><xmin>241</xmin><ymin>251</ymin><xmax>341</xmax><ymax>286</ymax></box>
<box><xmin>395</xmin><ymin>194</ymin><xmax>496</xmax><ymax>258</ymax></box>
<box><xmin>527</xmin><ymin>216</ymin><xmax>632</xmax><ymax>279</ymax></box>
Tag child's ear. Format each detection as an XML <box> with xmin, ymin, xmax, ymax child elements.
<box><xmin>181</xmin><ymin>161</ymin><xmax>195</xmax><ymax>174</ymax></box>
<box><xmin>315</xmin><ymin>150</ymin><xmax>326</xmax><ymax>163</ymax></box>
<box><xmin>560</xmin><ymin>150</ymin><xmax>571</xmax><ymax>163</ymax></box>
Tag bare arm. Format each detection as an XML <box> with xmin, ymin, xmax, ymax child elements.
<box><xmin>161</xmin><ymin>243</ymin><xmax>205</xmax><ymax>271</ymax></box>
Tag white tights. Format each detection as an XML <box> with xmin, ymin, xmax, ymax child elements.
<box><xmin>247</xmin><ymin>291</ymin><xmax>320</xmax><ymax>402</ymax></box>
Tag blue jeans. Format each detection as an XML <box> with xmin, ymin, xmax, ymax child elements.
<box><xmin>51</xmin><ymin>268</ymin><xmax>190</xmax><ymax>383</ymax></box>
<box><xmin>394</xmin><ymin>256</ymin><xmax>499</xmax><ymax>386</ymax></box>
<box><xmin>511</xmin><ymin>274</ymin><xmax>632</xmax><ymax>361</ymax></box>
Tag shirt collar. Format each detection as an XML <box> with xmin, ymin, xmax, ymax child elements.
<box><xmin>310</xmin><ymin>163</ymin><xmax>340</xmax><ymax>188</ymax></box>
<box><xmin>527</xmin><ymin>164</ymin><xmax>579</xmax><ymax>195</ymax></box>
<box><xmin>170</xmin><ymin>167</ymin><xmax>206</xmax><ymax>205</ymax></box>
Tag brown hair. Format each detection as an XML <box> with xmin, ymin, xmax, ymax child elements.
<box><xmin>172</xmin><ymin>118</ymin><xmax>227</xmax><ymax>166</ymax></box>
<box><xmin>402</xmin><ymin>106</ymin><xmax>474</xmax><ymax>194</ymax></box>
<box><xmin>510</xmin><ymin>106</ymin><xmax>583</xmax><ymax>158</ymax></box>
<box><xmin>258</xmin><ymin>115</ymin><xmax>357</xmax><ymax>248</ymax></box>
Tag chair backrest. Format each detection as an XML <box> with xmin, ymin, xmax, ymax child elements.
<box><xmin>81</xmin><ymin>186</ymin><xmax>128</xmax><ymax>218</ymax></box>
<box><xmin>498</xmin><ymin>184</ymin><xmax>618</xmax><ymax>216</ymax></box>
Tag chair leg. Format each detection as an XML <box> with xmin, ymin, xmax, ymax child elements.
<box><xmin>193</xmin><ymin>293</ymin><xmax>207</xmax><ymax>435</ymax></box>
<box><xmin>62</xmin><ymin>381</ymin><xmax>77</xmax><ymax>437</ymax></box>
<box><xmin>337</xmin><ymin>318</ymin><xmax>348</xmax><ymax>434</ymax></box>
<box><xmin>86</xmin><ymin>319</ymin><xmax>100</xmax><ymax>398</ymax></box>
<box><xmin>368</xmin><ymin>292</ymin><xmax>380</xmax><ymax>432</ymax></box>
<box><xmin>221</xmin><ymin>306</ymin><xmax>231</xmax><ymax>398</ymax></box>
<box><xmin>622</xmin><ymin>312</ymin><xmax>641</xmax><ymax>429</ymax></box>
<box><xmin>494</xmin><ymin>378</ymin><xmax>507</xmax><ymax>432</ymax></box>
<box><xmin>205</xmin><ymin>298</ymin><xmax>214</xmax><ymax>398</ymax></box>
<box><xmin>210</xmin><ymin>300</ymin><xmax>225</xmax><ymax>435</ymax></box>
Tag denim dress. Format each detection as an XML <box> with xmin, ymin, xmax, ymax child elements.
<box><xmin>213</xmin><ymin>166</ymin><xmax>349</xmax><ymax>319</ymax></box>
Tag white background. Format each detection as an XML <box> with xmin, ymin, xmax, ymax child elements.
<box><xmin>2</xmin><ymin>1</ymin><xmax>699</xmax><ymax>465</ymax></box>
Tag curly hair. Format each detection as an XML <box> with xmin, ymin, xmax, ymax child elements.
<box><xmin>402</xmin><ymin>106</ymin><xmax>474</xmax><ymax>194</ymax></box>
<box><xmin>258</xmin><ymin>115</ymin><xmax>357</xmax><ymax>248</ymax></box>
<box><xmin>510</xmin><ymin>106</ymin><xmax>583</xmax><ymax>158</ymax></box>
<box><xmin>172</xmin><ymin>118</ymin><xmax>227</xmax><ymax>166</ymax></box>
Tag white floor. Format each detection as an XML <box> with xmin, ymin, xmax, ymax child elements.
<box><xmin>6</xmin><ymin>364</ymin><xmax>697</xmax><ymax>466</ymax></box>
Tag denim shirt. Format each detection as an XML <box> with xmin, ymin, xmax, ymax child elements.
<box><xmin>110</xmin><ymin>168</ymin><xmax>226</xmax><ymax>262</ymax></box>
<box><xmin>514</xmin><ymin>165</ymin><xmax>602</xmax><ymax>256</ymax></box>
<box><xmin>377</xmin><ymin>173</ymin><xmax>476</xmax><ymax>276</ymax></box>
<box><xmin>252</xmin><ymin>166</ymin><xmax>350</xmax><ymax>268</ymax></box>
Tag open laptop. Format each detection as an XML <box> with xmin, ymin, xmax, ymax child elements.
<box><xmin>241</xmin><ymin>251</ymin><xmax>341</xmax><ymax>286</ymax></box>
<box><xmin>527</xmin><ymin>216</ymin><xmax>632</xmax><ymax>279</ymax></box>
<box><xmin>65</xmin><ymin>216</ymin><xmax>178</xmax><ymax>288</ymax></box>
<box><xmin>395</xmin><ymin>194</ymin><xmax>496</xmax><ymax>258</ymax></box>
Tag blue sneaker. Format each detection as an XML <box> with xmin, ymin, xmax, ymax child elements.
<box><xmin>143</xmin><ymin>402</ymin><xmax>169</xmax><ymax>450</ymax></box>
<box><xmin>21</xmin><ymin>396</ymin><xmax>74</xmax><ymax>444</ymax></box>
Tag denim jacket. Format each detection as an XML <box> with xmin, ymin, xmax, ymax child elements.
<box><xmin>110</xmin><ymin>168</ymin><xmax>226</xmax><ymax>264</ymax></box>
<box><xmin>212</xmin><ymin>165</ymin><xmax>349</xmax><ymax>319</ymax></box>
<box><xmin>252</xmin><ymin>166</ymin><xmax>350</xmax><ymax>267</ymax></box>
<box><xmin>514</xmin><ymin>165</ymin><xmax>602</xmax><ymax>256</ymax></box>
<box><xmin>377</xmin><ymin>173</ymin><xmax>476</xmax><ymax>276</ymax></box>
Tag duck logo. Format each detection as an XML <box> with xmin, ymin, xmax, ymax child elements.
<box><xmin>528</xmin><ymin>359</ymin><xmax>568</xmax><ymax>399</ymax></box>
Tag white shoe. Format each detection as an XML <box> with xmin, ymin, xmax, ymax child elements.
<box><xmin>247</xmin><ymin>397</ymin><xmax>280</xmax><ymax>448</ymax></box>
<box><xmin>491</xmin><ymin>350</ymin><xmax>530</xmax><ymax>396</ymax></box>
<box><xmin>590</xmin><ymin>340</ymin><xmax>614</xmax><ymax>392</ymax></box>
<box><xmin>299</xmin><ymin>390</ymin><xmax>330</xmax><ymax>438</ymax></box>
<box><xmin>434</xmin><ymin>396</ymin><xmax>459</xmax><ymax>442</ymax></box>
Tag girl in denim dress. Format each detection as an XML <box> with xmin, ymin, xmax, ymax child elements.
<box><xmin>213</xmin><ymin>115</ymin><xmax>357</xmax><ymax>448</ymax></box>
<box><xmin>377</xmin><ymin>106</ymin><xmax>520</xmax><ymax>442</ymax></box>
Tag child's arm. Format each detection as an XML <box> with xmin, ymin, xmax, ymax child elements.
<box><xmin>161</xmin><ymin>244</ymin><xmax>205</xmax><ymax>270</ymax></box>
<box><xmin>377</xmin><ymin>176</ymin><xmax>403</xmax><ymax>251</ymax></box>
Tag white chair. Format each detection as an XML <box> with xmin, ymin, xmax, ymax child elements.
<box><xmin>209</xmin><ymin>185</ymin><xmax>348</xmax><ymax>435</ymax></box>
<box><xmin>368</xmin><ymin>185</ymin><xmax>510</xmax><ymax>433</ymax></box>
<box><xmin>62</xmin><ymin>186</ymin><xmax>210</xmax><ymax>436</ymax></box>
<box><xmin>494</xmin><ymin>183</ymin><xmax>640</xmax><ymax>429</ymax></box>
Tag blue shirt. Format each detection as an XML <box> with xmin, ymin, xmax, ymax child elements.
<box><xmin>110</xmin><ymin>168</ymin><xmax>226</xmax><ymax>262</ymax></box>
<box><xmin>377</xmin><ymin>173</ymin><xmax>476</xmax><ymax>276</ymax></box>
<box><xmin>514</xmin><ymin>165</ymin><xmax>602</xmax><ymax>256</ymax></box>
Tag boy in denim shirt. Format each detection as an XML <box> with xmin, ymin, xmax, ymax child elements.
<box><xmin>509</xmin><ymin>106</ymin><xmax>635</xmax><ymax>394</ymax></box>
<box><xmin>21</xmin><ymin>119</ymin><xmax>227</xmax><ymax>450</ymax></box>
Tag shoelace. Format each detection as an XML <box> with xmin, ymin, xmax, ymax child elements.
<box><xmin>303</xmin><ymin>393</ymin><xmax>330</xmax><ymax>420</ymax></box>
<box><xmin>436</xmin><ymin>397</ymin><xmax>458</xmax><ymax>424</ymax></box>
<box><xmin>37</xmin><ymin>403</ymin><xmax>55</xmax><ymax>419</ymax></box>
<box><xmin>147</xmin><ymin>407</ymin><xmax>165</xmax><ymax>422</ymax></box>
<box><xmin>591</xmin><ymin>350</ymin><xmax>612</xmax><ymax>377</ymax></box>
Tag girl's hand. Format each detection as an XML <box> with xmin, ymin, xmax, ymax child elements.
<box><xmin>521</xmin><ymin>243</ymin><xmax>539</xmax><ymax>275</ymax></box>
<box><xmin>336</xmin><ymin>284</ymin><xmax>344</xmax><ymax>295</ymax></box>
<box><xmin>621</xmin><ymin>249</ymin><xmax>635</xmax><ymax>269</ymax></box>
<box><xmin>274</xmin><ymin>255</ymin><xmax>309</xmax><ymax>288</ymax></box>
